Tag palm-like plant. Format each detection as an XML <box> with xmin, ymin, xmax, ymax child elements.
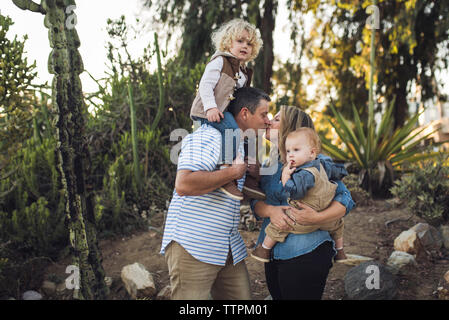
<box><xmin>321</xmin><ymin>101</ymin><xmax>438</xmax><ymax>194</ymax></box>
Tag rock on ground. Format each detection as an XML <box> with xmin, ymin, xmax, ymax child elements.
<box><xmin>410</xmin><ymin>223</ymin><xmax>443</xmax><ymax>252</ymax></box>
<box><xmin>386</xmin><ymin>251</ymin><xmax>417</xmax><ymax>274</ymax></box>
<box><xmin>344</xmin><ymin>261</ymin><xmax>397</xmax><ymax>300</ymax></box>
<box><xmin>121</xmin><ymin>263</ymin><xmax>157</xmax><ymax>299</ymax></box>
<box><xmin>393</xmin><ymin>229</ymin><xmax>425</xmax><ymax>259</ymax></box>
<box><xmin>22</xmin><ymin>290</ymin><xmax>43</xmax><ymax>300</ymax></box>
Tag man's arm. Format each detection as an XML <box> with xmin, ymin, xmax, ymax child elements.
<box><xmin>175</xmin><ymin>161</ymin><xmax>246</xmax><ymax>196</ymax></box>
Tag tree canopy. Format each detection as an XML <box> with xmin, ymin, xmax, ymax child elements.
<box><xmin>289</xmin><ymin>0</ymin><xmax>449</xmax><ymax>128</ymax></box>
<box><xmin>143</xmin><ymin>0</ymin><xmax>277</xmax><ymax>94</ymax></box>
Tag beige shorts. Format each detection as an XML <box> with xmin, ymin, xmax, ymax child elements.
<box><xmin>164</xmin><ymin>241</ymin><xmax>252</xmax><ymax>300</ymax></box>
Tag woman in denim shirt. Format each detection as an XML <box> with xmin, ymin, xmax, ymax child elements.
<box><xmin>251</xmin><ymin>106</ymin><xmax>355</xmax><ymax>300</ymax></box>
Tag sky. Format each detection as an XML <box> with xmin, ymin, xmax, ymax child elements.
<box><xmin>1</xmin><ymin>0</ymin><xmax>294</xmax><ymax>95</ymax></box>
<box><xmin>1</xmin><ymin>0</ymin><xmax>158</xmax><ymax>93</ymax></box>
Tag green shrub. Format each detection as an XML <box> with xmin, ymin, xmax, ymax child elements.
<box><xmin>0</xmin><ymin>138</ymin><xmax>67</xmax><ymax>258</ymax></box>
<box><xmin>390</xmin><ymin>155</ymin><xmax>449</xmax><ymax>226</ymax></box>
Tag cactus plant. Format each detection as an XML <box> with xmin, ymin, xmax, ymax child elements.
<box><xmin>151</xmin><ymin>32</ymin><xmax>165</xmax><ymax>132</ymax></box>
<box><xmin>127</xmin><ymin>82</ymin><xmax>141</xmax><ymax>190</ymax></box>
<box><xmin>12</xmin><ymin>0</ymin><xmax>108</xmax><ymax>299</ymax></box>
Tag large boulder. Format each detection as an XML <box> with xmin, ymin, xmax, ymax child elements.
<box><xmin>410</xmin><ymin>223</ymin><xmax>443</xmax><ymax>252</ymax></box>
<box><xmin>344</xmin><ymin>261</ymin><xmax>397</xmax><ymax>300</ymax></box>
<box><xmin>121</xmin><ymin>263</ymin><xmax>157</xmax><ymax>299</ymax></box>
<box><xmin>393</xmin><ymin>229</ymin><xmax>425</xmax><ymax>260</ymax></box>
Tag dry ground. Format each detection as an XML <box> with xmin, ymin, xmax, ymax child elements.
<box><xmin>45</xmin><ymin>200</ymin><xmax>449</xmax><ymax>300</ymax></box>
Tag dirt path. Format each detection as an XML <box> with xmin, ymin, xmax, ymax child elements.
<box><xmin>45</xmin><ymin>200</ymin><xmax>449</xmax><ymax>300</ymax></box>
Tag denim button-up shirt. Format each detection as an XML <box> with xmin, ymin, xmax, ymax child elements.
<box><xmin>252</xmin><ymin>154</ymin><xmax>355</xmax><ymax>260</ymax></box>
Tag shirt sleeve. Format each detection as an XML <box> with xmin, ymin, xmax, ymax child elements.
<box><xmin>177</xmin><ymin>129</ymin><xmax>221</xmax><ymax>172</ymax></box>
<box><xmin>332</xmin><ymin>180</ymin><xmax>356</xmax><ymax>216</ymax></box>
<box><xmin>284</xmin><ymin>170</ymin><xmax>315</xmax><ymax>200</ymax></box>
<box><xmin>198</xmin><ymin>57</ymin><xmax>223</xmax><ymax>112</ymax></box>
<box><xmin>318</xmin><ymin>154</ymin><xmax>348</xmax><ymax>180</ymax></box>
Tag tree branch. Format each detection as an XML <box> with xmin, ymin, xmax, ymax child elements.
<box><xmin>12</xmin><ymin>0</ymin><xmax>46</xmax><ymax>14</ymax></box>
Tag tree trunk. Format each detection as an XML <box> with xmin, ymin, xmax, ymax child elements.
<box><xmin>393</xmin><ymin>78</ymin><xmax>409</xmax><ymax>129</ymax></box>
<box><xmin>252</xmin><ymin>0</ymin><xmax>277</xmax><ymax>94</ymax></box>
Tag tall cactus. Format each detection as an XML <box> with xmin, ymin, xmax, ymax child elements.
<box><xmin>12</xmin><ymin>0</ymin><xmax>108</xmax><ymax>299</ymax></box>
<box><xmin>127</xmin><ymin>82</ymin><xmax>141</xmax><ymax>191</ymax></box>
<box><xmin>150</xmin><ymin>32</ymin><xmax>165</xmax><ymax>132</ymax></box>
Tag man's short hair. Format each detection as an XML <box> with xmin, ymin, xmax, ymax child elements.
<box><xmin>228</xmin><ymin>87</ymin><xmax>270</xmax><ymax>117</ymax></box>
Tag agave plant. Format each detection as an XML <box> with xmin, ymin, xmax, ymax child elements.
<box><xmin>321</xmin><ymin>101</ymin><xmax>439</xmax><ymax>195</ymax></box>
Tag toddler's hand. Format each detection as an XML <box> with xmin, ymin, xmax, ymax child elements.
<box><xmin>206</xmin><ymin>108</ymin><xmax>224</xmax><ymax>123</ymax></box>
<box><xmin>281</xmin><ymin>161</ymin><xmax>296</xmax><ymax>186</ymax></box>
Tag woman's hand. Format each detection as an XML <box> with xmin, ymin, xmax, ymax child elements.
<box><xmin>268</xmin><ymin>205</ymin><xmax>296</xmax><ymax>231</ymax></box>
<box><xmin>287</xmin><ymin>202</ymin><xmax>321</xmax><ymax>226</ymax></box>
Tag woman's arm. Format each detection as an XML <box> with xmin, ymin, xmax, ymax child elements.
<box><xmin>253</xmin><ymin>201</ymin><xmax>294</xmax><ymax>231</ymax></box>
<box><xmin>288</xmin><ymin>201</ymin><xmax>346</xmax><ymax>226</ymax></box>
<box><xmin>288</xmin><ymin>180</ymin><xmax>355</xmax><ymax>225</ymax></box>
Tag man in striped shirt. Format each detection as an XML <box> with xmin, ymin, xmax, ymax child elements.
<box><xmin>161</xmin><ymin>87</ymin><xmax>271</xmax><ymax>300</ymax></box>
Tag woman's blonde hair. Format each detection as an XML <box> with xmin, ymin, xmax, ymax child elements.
<box><xmin>279</xmin><ymin>105</ymin><xmax>315</xmax><ymax>163</ymax></box>
<box><xmin>211</xmin><ymin>18</ymin><xmax>263</xmax><ymax>62</ymax></box>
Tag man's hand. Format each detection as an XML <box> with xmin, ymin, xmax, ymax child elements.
<box><xmin>230</xmin><ymin>153</ymin><xmax>246</xmax><ymax>180</ymax></box>
<box><xmin>281</xmin><ymin>161</ymin><xmax>295</xmax><ymax>186</ymax></box>
<box><xmin>206</xmin><ymin>107</ymin><xmax>224</xmax><ymax>122</ymax></box>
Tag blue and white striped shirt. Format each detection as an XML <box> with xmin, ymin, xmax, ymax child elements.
<box><xmin>160</xmin><ymin>124</ymin><xmax>247</xmax><ymax>266</ymax></box>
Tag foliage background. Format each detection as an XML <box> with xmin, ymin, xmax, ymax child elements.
<box><xmin>1</xmin><ymin>0</ymin><xmax>449</xmax><ymax>298</ymax></box>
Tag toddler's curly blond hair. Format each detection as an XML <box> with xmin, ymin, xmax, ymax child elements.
<box><xmin>211</xmin><ymin>18</ymin><xmax>263</xmax><ymax>63</ymax></box>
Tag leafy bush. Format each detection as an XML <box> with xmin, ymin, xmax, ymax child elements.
<box><xmin>390</xmin><ymin>155</ymin><xmax>449</xmax><ymax>226</ymax></box>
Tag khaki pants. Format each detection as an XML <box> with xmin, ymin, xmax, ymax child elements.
<box><xmin>165</xmin><ymin>241</ymin><xmax>252</xmax><ymax>300</ymax></box>
<box><xmin>265</xmin><ymin>217</ymin><xmax>344</xmax><ymax>243</ymax></box>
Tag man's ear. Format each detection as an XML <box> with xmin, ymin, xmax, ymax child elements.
<box><xmin>241</xmin><ymin>106</ymin><xmax>250</xmax><ymax>120</ymax></box>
